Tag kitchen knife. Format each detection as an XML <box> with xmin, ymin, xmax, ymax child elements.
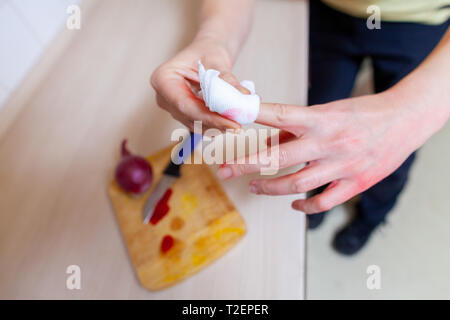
<box><xmin>142</xmin><ymin>132</ymin><xmax>202</xmax><ymax>224</ymax></box>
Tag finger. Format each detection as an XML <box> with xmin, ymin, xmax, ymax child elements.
<box><xmin>186</xmin><ymin>78</ymin><xmax>201</xmax><ymax>98</ymax></box>
<box><xmin>157</xmin><ymin>78</ymin><xmax>241</xmax><ymax>131</ymax></box>
<box><xmin>249</xmin><ymin>161</ymin><xmax>343</xmax><ymax>196</ymax></box>
<box><xmin>158</xmin><ymin>94</ymin><xmax>239</xmax><ymax>133</ymax></box>
<box><xmin>176</xmin><ymin>68</ymin><xmax>199</xmax><ymax>83</ymax></box>
<box><xmin>266</xmin><ymin>130</ymin><xmax>297</xmax><ymax>147</ymax></box>
<box><xmin>291</xmin><ymin>179</ymin><xmax>357</xmax><ymax>214</ymax></box>
<box><xmin>219</xmin><ymin>72</ymin><xmax>251</xmax><ymax>94</ymax></box>
<box><xmin>256</xmin><ymin>102</ymin><xmax>316</xmax><ymax>131</ymax></box>
<box><xmin>217</xmin><ymin>138</ymin><xmax>324</xmax><ymax>179</ymax></box>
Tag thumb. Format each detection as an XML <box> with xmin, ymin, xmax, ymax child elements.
<box><xmin>219</xmin><ymin>71</ymin><xmax>251</xmax><ymax>95</ymax></box>
<box><xmin>198</xmin><ymin>61</ymin><xmax>250</xmax><ymax>95</ymax></box>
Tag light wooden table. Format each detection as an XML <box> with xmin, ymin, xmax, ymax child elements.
<box><xmin>0</xmin><ymin>0</ymin><xmax>308</xmax><ymax>299</ymax></box>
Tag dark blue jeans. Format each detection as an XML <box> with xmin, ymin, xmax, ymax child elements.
<box><xmin>309</xmin><ymin>1</ymin><xmax>449</xmax><ymax>225</ymax></box>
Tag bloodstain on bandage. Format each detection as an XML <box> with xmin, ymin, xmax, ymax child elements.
<box><xmin>150</xmin><ymin>188</ymin><xmax>173</xmax><ymax>225</ymax></box>
<box><xmin>222</xmin><ymin>108</ymin><xmax>242</xmax><ymax>121</ymax></box>
<box><xmin>198</xmin><ymin>60</ymin><xmax>260</xmax><ymax>125</ymax></box>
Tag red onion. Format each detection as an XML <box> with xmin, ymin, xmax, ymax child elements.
<box><xmin>115</xmin><ymin>140</ymin><xmax>152</xmax><ymax>195</ymax></box>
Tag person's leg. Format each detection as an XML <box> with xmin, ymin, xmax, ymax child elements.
<box><xmin>308</xmin><ymin>0</ymin><xmax>363</xmax><ymax>105</ymax></box>
<box><xmin>333</xmin><ymin>20</ymin><xmax>450</xmax><ymax>255</ymax></box>
<box><xmin>307</xmin><ymin>1</ymin><xmax>364</xmax><ymax>229</ymax></box>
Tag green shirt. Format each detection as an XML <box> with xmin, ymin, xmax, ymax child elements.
<box><xmin>322</xmin><ymin>0</ymin><xmax>450</xmax><ymax>25</ymax></box>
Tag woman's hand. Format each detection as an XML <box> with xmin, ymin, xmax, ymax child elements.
<box><xmin>150</xmin><ymin>38</ymin><xmax>248</xmax><ymax>132</ymax></box>
<box><xmin>217</xmin><ymin>28</ymin><xmax>450</xmax><ymax>214</ymax></box>
<box><xmin>218</xmin><ymin>91</ymin><xmax>433</xmax><ymax>214</ymax></box>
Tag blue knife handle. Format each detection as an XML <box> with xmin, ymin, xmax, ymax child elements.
<box><xmin>163</xmin><ymin>132</ymin><xmax>202</xmax><ymax>177</ymax></box>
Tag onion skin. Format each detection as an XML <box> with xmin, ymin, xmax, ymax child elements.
<box><xmin>115</xmin><ymin>140</ymin><xmax>153</xmax><ymax>195</ymax></box>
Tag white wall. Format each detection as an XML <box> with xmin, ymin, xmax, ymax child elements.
<box><xmin>0</xmin><ymin>0</ymin><xmax>80</xmax><ymax>109</ymax></box>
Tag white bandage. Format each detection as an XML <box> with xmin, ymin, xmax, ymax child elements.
<box><xmin>198</xmin><ymin>61</ymin><xmax>260</xmax><ymax>125</ymax></box>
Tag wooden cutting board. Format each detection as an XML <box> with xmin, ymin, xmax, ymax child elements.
<box><xmin>108</xmin><ymin>145</ymin><xmax>246</xmax><ymax>291</ymax></box>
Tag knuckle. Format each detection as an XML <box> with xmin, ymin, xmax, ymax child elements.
<box><xmin>292</xmin><ymin>181</ymin><xmax>303</xmax><ymax>194</ymax></box>
<box><xmin>273</xmin><ymin>103</ymin><xmax>290</xmax><ymax>124</ymax></box>
<box><xmin>263</xmin><ymin>181</ymin><xmax>277</xmax><ymax>194</ymax></box>
<box><xmin>232</xmin><ymin>164</ymin><xmax>245</xmax><ymax>177</ymax></box>
<box><xmin>259</xmin><ymin>181</ymin><xmax>269</xmax><ymax>194</ymax></box>
<box><xmin>315</xmin><ymin>139</ymin><xmax>329</xmax><ymax>157</ymax></box>
<box><xmin>292</xmin><ymin>178</ymin><xmax>305</xmax><ymax>194</ymax></box>
<box><xmin>278</xmin><ymin>148</ymin><xmax>290</xmax><ymax>167</ymax></box>
<box><xmin>348</xmin><ymin>159</ymin><xmax>366</xmax><ymax>175</ymax></box>
<box><xmin>220</xmin><ymin>71</ymin><xmax>233</xmax><ymax>80</ymax></box>
<box><xmin>354</xmin><ymin>174</ymin><xmax>372</xmax><ymax>191</ymax></box>
<box><xmin>315</xmin><ymin>197</ymin><xmax>332</xmax><ymax>212</ymax></box>
<box><xmin>332</xmin><ymin>131</ymin><xmax>363</xmax><ymax>153</ymax></box>
<box><xmin>176</xmin><ymin>100</ymin><xmax>187</xmax><ymax>114</ymax></box>
<box><xmin>294</xmin><ymin>176</ymin><xmax>318</xmax><ymax>194</ymax></box>
<box><xmin>219</xmin><ymin>73</ymin><xmax>235</xmax><ymax>85</ymax></box>
<box><xmin>150</xmin><ymin>68</ymin><xmax>162</xmax><ymax>89</ymax></box>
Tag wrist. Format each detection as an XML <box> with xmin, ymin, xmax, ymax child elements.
<box><xmin>190</xmin><ymin>34</ymin><xmax>234</xmax><ymax>71</ymax></box>
<box><xmin>383</xmin><ymin>79</ymin><xmax>449</xmax><ymax>151</ymax></box>
<box><xmin>194</xmin><ymin>16</ymin><xmax>245</xmax><ymax>62</ymax></box>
